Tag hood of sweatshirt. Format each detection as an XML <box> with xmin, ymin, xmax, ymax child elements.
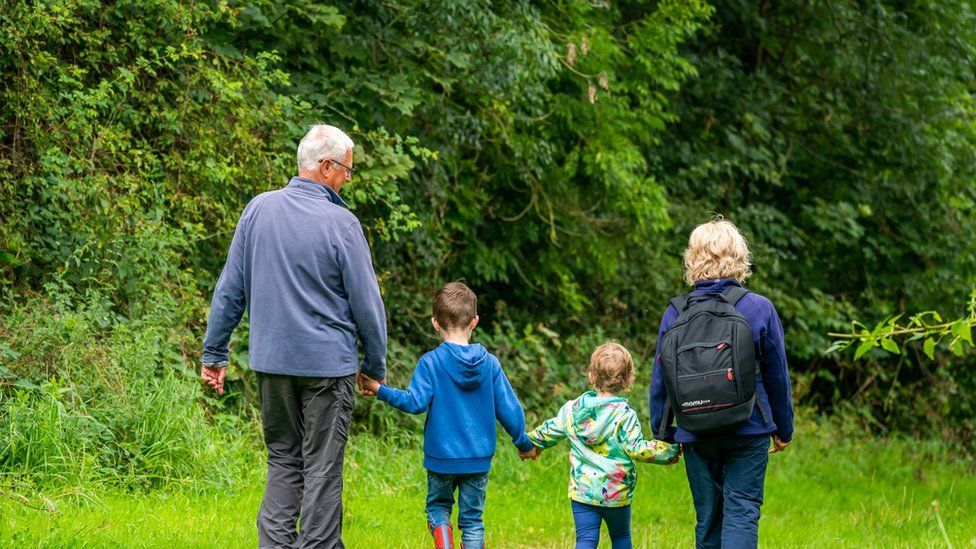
<box><xmin>437</xmin><ymin>342</ymin><xmax>491</xmax><ymax>390</ymax></box>
<box><xmin>571</xmin><ymin>391</ymin><xmax>628</xmax><ymax>445</ymax></box>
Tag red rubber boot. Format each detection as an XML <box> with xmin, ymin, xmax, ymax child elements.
<box><xmin>430</xmin><ymin>523</ymin><xmax>454</xmax><ymax>549</ymax></box>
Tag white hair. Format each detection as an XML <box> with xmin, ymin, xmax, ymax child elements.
<box><xmin>296</xmin><ymin>124</ymin><xmax>354</xmax><ymax>173</ymax></box>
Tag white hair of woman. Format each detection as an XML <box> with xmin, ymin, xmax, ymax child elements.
<box><xmin>296</xmin><ymin>124</ymin><xmax>354</xmax><ymax>173</ymax></box>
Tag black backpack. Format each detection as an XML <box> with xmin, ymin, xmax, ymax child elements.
<box><xmin>656</xmin><ymin>286</ymin><xmax>763</xmax><ymax>437</ymax></box>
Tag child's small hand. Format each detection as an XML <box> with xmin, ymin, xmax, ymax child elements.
<box><xmin>666</xmin><ymin>443</ymin><xmax>682</xmax><ymax>464</ymax></box>
<box><xmin>358</xmin><ymin>373</ymin><xmax>382</xmax><ymax>397</ymax></box>
<box><xmin>519</xmin><ymin>446</ymin><xmax>541</xmax><ymax>462</ymax></box>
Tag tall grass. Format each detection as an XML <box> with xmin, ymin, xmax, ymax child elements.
<box><xmin>0</xmin><ymin>296</ymin><xmax>261</xmax><ymax>494</ymax></box>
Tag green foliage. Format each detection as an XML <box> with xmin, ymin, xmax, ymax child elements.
<box><xmin>0</xmin><ymin>297</ymin><xmax>260</xmax><ymax>490</ymax></box>
<box><xmin>652</xmin><ymin>0</ymin><xmax>976</xmax><ymax>444</ymax></box>
<box><xmin>3</xmin><ymin>0</ymin><xmax>976</xmax><ymax>490</ymax></box>
<box><xmin>211</xmin><ymin>0</ymin><xmax>713</xmax><ymax>319</ymax></box>
<box><xmin>827</xmin><ymin>290</ymin><xmax>976</xmax><ymax>360</ymax></box>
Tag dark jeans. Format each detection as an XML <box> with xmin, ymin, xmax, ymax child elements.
<box><xmin>426</xmin><ymin>471</ymin><xmax>489</xmax><ymax>548</ymax></box>
<box><xmin>684</xmin><ymin>435</ymin><xmax>770</xmax><ymax>549</ymax></box>
<box><xmin>256</xmin><ymin>373</ymin><xmax>355</xmax><ymax>549</ymax></box>
<box><xmin>571</xmin><ymin>501</ymin><xmax>632</xmax><ymax>549</ymax></box>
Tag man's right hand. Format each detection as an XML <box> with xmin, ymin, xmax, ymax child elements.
<box><xmin>519</xmin><ymin>446</ymin><xmax>541</xmax><ymax>462</ymax></box>
<box><xmin>201</xmin><ymin>365</ymin><xmax>227</xmax><ymax>396</ymax></box>
<box><xmin>357</xmin><ymin>373</ymin><xmax>384</xmax><ymax>397</ymax></box>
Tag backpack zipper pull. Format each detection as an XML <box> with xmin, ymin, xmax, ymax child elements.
<box><xmin>727</xmin><ymin>368</ymin><xmax>734</xmax><ymax>381</ymax></box>
<box><xmin>717</xmin><ymin>342</ymin><xmax>727</xmax><ymax>350</ymax></box>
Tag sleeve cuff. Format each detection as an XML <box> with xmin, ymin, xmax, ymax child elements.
<box><xmin>376</xmin><ymin>384</ymin><xmax>394</xmax><ymax>402</ymax></box>
<box><xmin>514</xmin><ymin>434</ymin><xmax>536</xmax><ymax>453</ymax></box>
<box><xmin>361</xmin><ymin>360</ymin><xmax>386</xmax><ymax>383</ymax></box>
<box><xmin>776</xmin><ymin>431</ymin><xmax>793</xmax><ymax>443</ymax></box>
<box><xmin>201</xmin><ymin>360</ymin><xmax>228</xmax><ymax>368</ymax></box>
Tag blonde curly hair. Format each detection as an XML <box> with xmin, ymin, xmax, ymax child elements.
<box><xmin>588</xmin><ymin>342</ymin><xmax>635</xmax><ymax>394</ymax></box>
<box><xmin>683</xmin><ymin>217</ymin><xmax>753</xmax><ymax>285</ymax></box>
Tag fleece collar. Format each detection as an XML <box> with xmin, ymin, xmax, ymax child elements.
<box><xmin>286</xmin><ymin>177</ymin><xmax>349</xmax><ymax>208</ymax></box>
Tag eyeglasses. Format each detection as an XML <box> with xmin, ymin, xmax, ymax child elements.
<box><xmin>319</xmin><ymin>158</ymin><xmax>356</xmax><ymax>177</ymax></box>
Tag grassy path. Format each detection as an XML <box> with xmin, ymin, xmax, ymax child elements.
<box><xmin>2</xmin><ymin>418</ymin><xmax>974</xmax><ymax>547</ymax></box>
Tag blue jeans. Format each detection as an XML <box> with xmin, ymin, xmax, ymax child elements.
<box><xmin>684</xmin><ymin>435</ymin><xmax>770</xmax><ymax>549</ymax></box>
<box><xmin>426</xmin><ymin>471</ymin><xmax>489</xmax><ymax>548</ymax></box>
<box><xmin>571</xmin><ymin>501</ymin><xmax>632</xmax><ymax>549</ymax></box>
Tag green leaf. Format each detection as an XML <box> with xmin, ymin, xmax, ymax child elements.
<box><xmin>871</xmin><ymin>320</ymin><xmax>888</xmax><ymax>336</ymax></box>
<box><xmin>950</xmin><ymin>339</ymin><xmax>965</xmax><ymax>357</ymax></box>
<box><xmin>880</xmin><ymin>338</ymin><xmax>900</xmax><ymax>354</ymax></box>
<box><xmin>824</xmin><ymin>340</ymin><xmax>852</xmax><ymax>355</ymax></box>
<box><xmin>923</xmin><ymin>338</ymin><xmax>936</xmax><ymax>360</ymax></box>
<box><xmin>854</xmin><ymin>340</ymin><xmax>875</xmax><ymax>361</ymax></box>
<box><xmin>951</xmin><ymin>321</ymin><xmax>973</xmax><ymax>345</ymax></box>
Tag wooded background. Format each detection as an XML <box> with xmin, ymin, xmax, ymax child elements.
<box><xmin>2</xmin><ymin>0</ymin><xmax>975</xmax><ymax>488</ymax></box>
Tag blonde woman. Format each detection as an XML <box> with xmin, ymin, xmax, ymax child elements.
<box><xmin>649</xmin><ymin>217</ymin><xmax>794</xmax><ymax>549</ymax></box>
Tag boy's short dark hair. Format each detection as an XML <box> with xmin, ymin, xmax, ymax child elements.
<box><xmin>433</xmin><ymin>282</ymin><xmax>478</xmax><ymax>330</ymax></box>
<box><xmin>588</xmin><ymin>342</ymin><xmax>635</xmax><ymax>394</ymax></box>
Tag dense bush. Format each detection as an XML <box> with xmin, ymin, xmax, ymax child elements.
<box><xmin>652</xmin><ymin>0</ymin><xmax>976</xmax><ymax>449</ymax></box>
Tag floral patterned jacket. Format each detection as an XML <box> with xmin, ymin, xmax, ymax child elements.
<box><xmin>527</xmin><ymin>391</ymin><xmax>678</xmax><ymax>507</ymax></box>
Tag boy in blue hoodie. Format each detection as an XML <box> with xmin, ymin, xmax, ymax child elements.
<box><xmin>361</xmin><ymin>282</ymin><xmax>537</xmax><ymax>549</ymax></box>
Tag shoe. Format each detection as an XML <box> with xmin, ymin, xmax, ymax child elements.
<box><xmin>430</xmin><ymin>522</ymin><xmax>454</xmax><ymax>549</ymax></box>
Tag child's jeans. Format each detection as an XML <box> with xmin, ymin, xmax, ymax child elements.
<box><xmin>426</xmin><ymin>471</ymin><xmax>489</xmax><ymax>548</ymax></box>
<box><xmin>571</xmin><ymin>500</ymin><xmax>632</xmax><ymax>549</ymax></box>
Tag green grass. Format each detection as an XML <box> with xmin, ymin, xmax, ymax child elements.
<box><xmin>2</xmin><ymin>417</ymin><xmax>974</xmax><ymax>548</ymax></box>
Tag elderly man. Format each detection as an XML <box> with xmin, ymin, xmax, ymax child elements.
<box><xmin>200</xmin><ymin>124</ymin><xmax>387</xmax><ymax>548</ymax></box>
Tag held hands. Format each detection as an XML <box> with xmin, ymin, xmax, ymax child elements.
<box><xmin>357</xmin><ymin>373</ymin><xmax>384</xmax><ymax>397</ymax></box>
<box><xmin>769</xmin><ymin>435</ymin><xmax>791</xmax><ymax>454</ymax></box>
<box><xmin>667</xmin><ymin>444</ymin><xmax>682</xmax><ymax>465</ymax></box>
<box><xmin>519</xmin><ymin>445</ymin><xmax>541</xmax><ymax>462</ymax></box>
<box><xmin>201</xmin><ymin>365</ymin><xmax>227</xmax><ymax>396</ymax></box>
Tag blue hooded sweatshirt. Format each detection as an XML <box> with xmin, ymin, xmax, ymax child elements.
<box><xmin>650</xmin><ymin>278</ymin><xmax>795</xmax><ymax>445</ymax></box>
<box><xmin>377</xmin><ymin>342</ymin><xmax>535</xmax><ymax>474</ymax></box>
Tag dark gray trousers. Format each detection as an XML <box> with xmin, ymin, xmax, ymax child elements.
<box><xmin>257</xmin><ymin>373</ymin><xmax>355</xmax><ymax>549</ymax></box>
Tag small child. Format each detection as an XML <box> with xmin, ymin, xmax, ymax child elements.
<box><xmin>527</xmin><ymin>342</ymin><xmax>679</xmax><ymax>549</ymax></box>
<box><xmin>361</xmin><ymin>282</ymin><xmax>536</xmax><ymax>549</ymax></box>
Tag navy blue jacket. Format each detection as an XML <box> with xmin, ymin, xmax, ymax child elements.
<box><xmin>650</xmin><ymin>278</ymin><xmax>794</xmax><ymax>444</ymax></box>
<box><xmin>202</xmin><ymin>177</ymin><xmax>387</xmax><ymax>380</ymax></box>
<box><xmin>377</xmin><ymin>342</ymin><xmax>535</xmax><ymax>474</ymax></box>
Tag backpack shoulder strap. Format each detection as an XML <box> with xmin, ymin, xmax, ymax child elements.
<box><xmin>669</xmin><ymin>295</ymin><xmax>689</xmax><ymax>314</ymax></box>
<box><xmin>722</xmin><ymin>285</ymin><xmax>749</xmax><ymax>305</ymax></box>
<box><xmin>656</xmin><ymin>396</ymin><xmax>674</xmax><ymax>440</ymax></box>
